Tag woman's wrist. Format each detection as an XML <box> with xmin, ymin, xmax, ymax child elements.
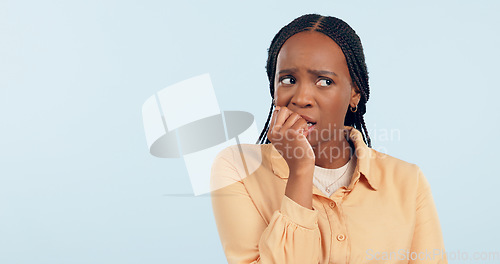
<box><xmin>285</xmin><ymin>169</ymin><xmax>314</xmax><ymax>210</ymax></box>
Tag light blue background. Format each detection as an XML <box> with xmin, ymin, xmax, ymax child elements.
<box><xmin>1</xmin><ymin>0</ymin><xmax>499</xmax><ymax>263</ymax></box>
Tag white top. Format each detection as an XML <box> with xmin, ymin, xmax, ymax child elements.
<box><xmin>312</xmin><ymin>149</ymin><xmax>357</xmax><ymax>197</ymax></box>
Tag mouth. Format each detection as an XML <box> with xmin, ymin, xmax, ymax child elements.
<box><xmin>306</xmin><ymin>122</ymin><xmax>316</xmax><ymax>135</ymax></box>
<box><xmin>296</xmin><ymin>114</ymin><xmax>316</xmax><ymax>135</ymax></box>
<box><xmin>298</xmin><ymin>114</ymin><xmax>316</xmax><ymax>124</ymax></box>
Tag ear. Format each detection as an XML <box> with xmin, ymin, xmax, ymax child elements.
<box><xmin>350</xmin><ymin>83</ymin><xmax>361</xmax><ymax>107</ymax></box>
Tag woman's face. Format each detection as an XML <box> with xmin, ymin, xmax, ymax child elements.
<box><xmin>274</xmin><ymin>30</ymin><xmax>360</xmax><ymax>147</ymax></box>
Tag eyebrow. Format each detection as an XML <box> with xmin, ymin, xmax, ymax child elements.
<box><xmin>278</xmin><ymin>68</ymin><xmax>338</xmax><ymax>77</ymax></box>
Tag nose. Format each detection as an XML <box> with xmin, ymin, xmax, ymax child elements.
<box><xmin>290</xmin><ymin>82</ymin><xmax>314</xmax><ymax>108</ymax></box>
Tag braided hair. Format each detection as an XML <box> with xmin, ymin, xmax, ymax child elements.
<box><xmin>256</xmin><ymin>14</ymin><xmax>372</xmax><ymax>148</ymax></box>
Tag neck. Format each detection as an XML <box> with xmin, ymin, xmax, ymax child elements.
<box><xmin>312</xmin><ymin>129</ymin><xmax>351</xmax><ymax>169</ymax></box>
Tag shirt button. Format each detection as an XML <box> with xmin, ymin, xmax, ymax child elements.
<box><xmin>337</xmin><ymin>234</ymin><xmax>346</xmax><ymax>241</ymax></box>
<box><xmin>329</xmin><ymin>202</ymin><xmax>335</xmax><ymax>208</ymax></box>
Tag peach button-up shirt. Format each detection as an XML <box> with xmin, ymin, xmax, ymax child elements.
<box><xmin>210</xmin><ymin>126</ymin><xmax>447</xmax><ymax>264</ymax></box>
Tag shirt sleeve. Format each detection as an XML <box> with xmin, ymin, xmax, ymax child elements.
<box><xmin>210</xmin><ymin>146</ymin><xmax>321</xmax><ymax>264</ymax></box>
<box><xmin>409</xmin><ymin>167</ymin><xmax>448</xmax><ymax>264</ymax></box>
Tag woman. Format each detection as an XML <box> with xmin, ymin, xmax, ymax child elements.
<box><xmin>210</xmin><ymin>14</ymin><xmax>447</xmax><ymax>264</ymax></box>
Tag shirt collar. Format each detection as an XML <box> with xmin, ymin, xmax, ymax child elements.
<box><xmin>269</xmin><ymin>125</ymin><xmax>379</xmax><ymax>191</ymax></box>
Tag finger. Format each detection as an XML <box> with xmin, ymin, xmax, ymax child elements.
<box><xmin>290</xmin><ymin>117</ymin><xmax>309</xmax><ymax>138</ymax></box>
<box><xmin>290</xmin><ymin>116</ymin><xmax>308</xmax><ymax>132</ymax></box>
<box><xmin>281</xmin><ymin>112</ymin><xmax>302</xmax><ymax>131</ymax></box>
<box><xmin>269</xmin><ymin>107</ymin><xmax>280</xmax><ymax>130</ymax></box>
<box><xmin>273</xmin><ymin>107</ymin><xmax>293</xmax><ymax>133</ymax></box>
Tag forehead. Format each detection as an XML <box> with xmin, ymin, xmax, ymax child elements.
<box><xmin>276</xmin><ymin>31</ymin><xmax>347</xmax><ymax>74</ymax></box>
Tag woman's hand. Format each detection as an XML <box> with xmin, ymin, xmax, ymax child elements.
<box><xmin>267</xmin><ymin>106</ymin><xmax>316</xmax><ymax>209</ymax></box>
<box><xmin>267</xmin><ymin>106</ymin><xmax>316</xmax><ymax>173</ymax></box>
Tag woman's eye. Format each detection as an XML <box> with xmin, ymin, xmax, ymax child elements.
<box><xmin>316</xmin><ymin>79</ymin><xmax>333</xmax><ymax>87</ymax></box>
<box><xmin>280</xmin><ymin>77</ymin><xmax>295</xmax><ymax>85</ymax></box>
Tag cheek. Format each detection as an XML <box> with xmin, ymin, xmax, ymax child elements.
<box><xmin>325</xmin><ymin>100</ymin><xmax>347</xmax><ymax>115</ymax></box>
<box><xmin>325</xmin><ymin>88</ymin><xmax>350</xmax><ymax>107</ymax></box>
<box><xmin>274</xmin><ymin>81</ymin><xmax>282</xmax><ymax>98</ymax></box>
<box><xmin>319</xmin><ymin>91</ymin><xmax>350</xmax><ymax>121</ymax></box>
<box><xmin>274</xmin><ymin>86</ymin><xmax>293</xmax><ymax>103</ymax></box>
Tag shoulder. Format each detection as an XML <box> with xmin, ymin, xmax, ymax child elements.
<box><xmin>210</xmin><ymin>143</ymin><xmax>274</xmax><ymax>190</ymax></box>
<box><xmin>214</xmin><ymin>143</ymin><xmax>270</xmax><ymax>160</ymax></box>
<box><xmin>368</xmin><ymin>148</ymin><xmax>424</xmax><ymax>187</ymax></box>
<box><xmin>369</xmin><ymin>148</ymin><xmax>420</xmax><ymax>173</ymax></box>
<box><xmin>212</xmin><ymin>143</ymin><xmax>272</xmax><ymax>172</ymax></box>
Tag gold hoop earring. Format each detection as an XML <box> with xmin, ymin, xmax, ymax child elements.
<box><xmin>350</xmin><ymin>105</ymin><xmax>358</xmax><ymax>113</ymax></box>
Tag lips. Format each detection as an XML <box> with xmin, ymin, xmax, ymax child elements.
<box><xmin>298</xmin><ymin>114</ymin><xmax>316</xmax><ymax>125</ymax></box>
<box><xmin>297</xmin><ymin>114</ymin><xmax>316</xmax><ymax>135</ymax></box>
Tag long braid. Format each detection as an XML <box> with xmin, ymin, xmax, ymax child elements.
<box><xmin>257</xmin><ymin>14</ymin><xmax>372</xmax><ymax>148</ymax></box>
<box><xmin>357</xmin><ymin>111</ymin><xmax>372</xmax><ymax>147</ymax></box>
<box><xmin>256</xmin><ymin>102</ymin><xmax>274</xmax><ymax>144</ymax></box>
